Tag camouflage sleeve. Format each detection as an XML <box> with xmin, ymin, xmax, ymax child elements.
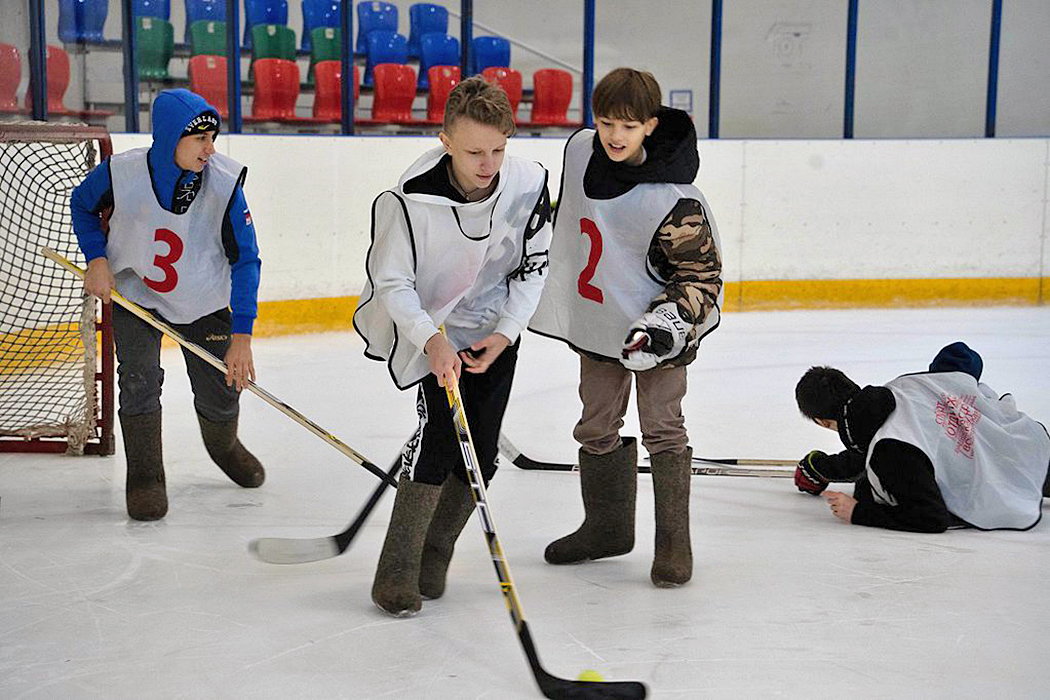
<box><xmin>647</xmin><ymin>197</ymin><xmax>723</xmax><ymax>345</ymax></box>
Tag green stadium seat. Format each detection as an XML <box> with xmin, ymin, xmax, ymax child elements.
<box><xmin>189</xmin><ymin>19</ymin><xmax>226</xmax><ymax>56</ymax></box>
<box><xmin>251</xmin><ymin>23</ymin><xmax>296</xmax><ymax>64</ymax></box>
<box><xmin>136</xmin><ymin>16</ymin><xmax>174</xmax><ymax>81</ymax></box>
<box><xmin>308</xmin><ymin>25</ymin><xmax>340</xmax><ymax>83</ymax></box>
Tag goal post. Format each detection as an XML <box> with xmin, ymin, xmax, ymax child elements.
<box><xmin>0</xmin><ymin>122</ymin><xmax>115</xmax><ymax>455</ymax></box>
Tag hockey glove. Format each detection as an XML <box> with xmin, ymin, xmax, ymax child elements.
<box><xmin>795</xmin><ymin>450</ymin><xmax>830</xmax><ymax>495</ymax></box>
<box><xmin>620</xmin><ymin>302</ymin><xmax>689</xmax><ymax>371</ymax></box>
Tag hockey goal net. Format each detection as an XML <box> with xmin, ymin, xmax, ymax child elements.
<box><xmin>0</xmin><ymin>122</ymin><xmax>115</xmax><ymax>455</ymax></box>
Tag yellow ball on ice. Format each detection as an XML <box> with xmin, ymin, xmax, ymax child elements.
<box><xmin>576</xmin><ymin>669</ymin><xmax>605</xmax><ymax>682</ymax></box>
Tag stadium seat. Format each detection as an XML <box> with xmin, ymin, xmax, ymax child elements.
<box><xmin>250</xmin><ymin>57</ymin><xmax>299</xmax><ymax>120</ymax></box>
<box><xmin>24</xmin><ymin>45</ymin><xmax>70</xmax><ymax>113</ymax></box>
<box><xmin>301</xmin><ymin>0</ymin><xmax>339</xmax><ymax>53</ymax></box>
<box><xmin>363</xmin><ymin>31</ymin><xmax>407</xmax><ymax>87</ymax></box>
<box><xmin>356</xmin><ymin>1</ymin><xmax>397</xmax><ymax>54</ymax></box>
<box><xmin>482</xmin><ymin>66</ymin><xmax>522</xmax><ymax>118</ymax></box>
<box><xmin>426</xmin><ymin>65</ymin><xmax>458</xmax><ymax>123</ymax></box>
<box><xmin>0</xmin><ymin>44</ymin><xmax>19</xmax><ymax>110</ymax></box>
<box><xmin>133</xmin><ymin>0</ymin><xmax>170</xmax><ymax>20</ymax></box>
<box><xmin>312</xmin><ymin>60</ymin><xmax>358</xmax><ymax>121</ymax></box>
<box><xmin>530</xmin><ymin>68</ymin><xmax>572</xmax><ymax>125</ymax></box>
<box><xmin>308</xmin><ymin>25</ymin><xmax>340</xmax><ymax>82</ymax></box>
<box><xmin>188</xmin><ymin>20</ymin><xmax>226</xmax><ymax>56</ymax></box>
<box><xmin>418</xmin><ymin>33</ymin><xmax>458</xmax><ymax>90</ymax></box>
<box><xmin>188</xmin><ymin>54</ymin><xmax>228</xmax><ymax>117</ymax></box>
<box><xmin>57</xmin><ymin>0</ymin><xmax>108</xmax><ymax>44</ymax></box>
<box><xmin>184</xmin><ymin>0</ymin><xmax>225</xmax><ymax>42</ymax></box>
<box><xmin>243</xmin><ymin>0</ymin><xmax>288</xmax><ymax>49</ymax></box>
<box><xmin>471</xmin><ymin>35</ymin><xmax>509</xmax><ymax>75</ymax></box>
<box><xmin>371</xmin><ymin>63</ymin><xmax>415</xmax><ymax>122</ymax></box>
<box><xmin>251</xmin><ymin>23</ymin><xmax>296</xmax><ymax>63</ymax></box>
<box><xmin>136</xmin><ymin>17</ymin><xmax>174</xmax><ymax>80</ymax></box>
<box><xmin>407</xmin><ymin>3</ymin><xmax>447</xmax><ymax>58</ymax></box>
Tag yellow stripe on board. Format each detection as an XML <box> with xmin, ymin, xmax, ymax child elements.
<box><xmin>0</xmin><ymin>325</ymin><xmax>84</xmax><ymax>374</ymax></box>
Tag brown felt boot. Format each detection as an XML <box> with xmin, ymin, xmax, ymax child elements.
<box><xmin>650</xmin><ymin>447</ymin><xmax>693</xmax><ymax>587</ymax></box>
<box><xmin>197</xmin><ymin>413</ymin><xmax>265</xmax><ymax>488</ymax></box>
<box><xmin>371</xmin><ymin>475</ymin><xmax>442</xmax><ymax>617</ymax></box>
<box><xmin>418</xmin><ymin>475</ymin><xmax>475</xmax><ymax>600</ymax></box>
<box><xmin>120</xmin><ymin>409</ymin><xmax>167</xmax><ymax>521</ymax></box>
<box><xmin>544</xmin><ymin>437</ymin><xmax>637</xmax><ymax>564</ymax></box>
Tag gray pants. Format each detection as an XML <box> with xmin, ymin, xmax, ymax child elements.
<box><xmin>573</xmin><ymin>354</ymin><xmax>688</xmax><ymax>456</ymax></box>
<box><xmin>112</xmin><ymin>304</ymin><xmax>239</xmax><ymax>422</ymax></box>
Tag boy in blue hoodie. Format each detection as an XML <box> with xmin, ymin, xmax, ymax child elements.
<box><xmin>71</xmin><ymin>89</ymin><xmax>264</xmax><ymax>521</ymax></box>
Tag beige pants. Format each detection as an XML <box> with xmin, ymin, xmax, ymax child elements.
<box><xmin>573</xmin><ymin>354</ymin><xmax>688</xmax><ymax>456</ymax></box>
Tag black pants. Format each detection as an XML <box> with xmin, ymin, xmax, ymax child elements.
<box><xmin>403</xmin><ymin>340</ymin><xmax>519</xmax><ymax>486</ymax></box>
<box><xmin>112</xmin><ymin>304</ymin><xmax>240</xmax><ymax>422</ymax></box>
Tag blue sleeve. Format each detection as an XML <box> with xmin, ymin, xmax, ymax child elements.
<box><xmin>70</xmin><ymin>158</ymin><xmax>113</xmax><ymax>262</ymax></box>
<box><xmin>929</xmin><ymin>341</ymin><xmax>983</xmax><ymax>380</ymax></box>
<box><xmin>223</xmin><ymin>184</ymin><xmax>261</xmax><ymax>335</ymax></box>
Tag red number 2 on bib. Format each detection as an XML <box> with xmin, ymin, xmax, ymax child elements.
<box><xmin>577</xmin><ymin>218</ymin><xmax>604</xmax><ymax>303</ymax></box>
<box><xmin>143</xmin><ymin>228</ymin><xmax>184</xmax><ymax>293</ymax></box>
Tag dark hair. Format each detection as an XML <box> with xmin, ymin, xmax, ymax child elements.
<box><xmin>795</xmin><ymin>366</ymin><xmax>860</xmax><ymax>421</ymax></box>
<box><xmin>591</xmin><ymin>67</ymin><xmax>661</xmax><ymax>122</ymax></box>
<box><xmin>443</xmin><ymin>75</ymin><xmax>516</xmax><ymax>135</ymax></box>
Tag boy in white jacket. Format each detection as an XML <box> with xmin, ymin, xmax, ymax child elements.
<box><xmin>353</xmin><ymin>76</ymin><xmax>552</xmax><ymax>616</ymax></box>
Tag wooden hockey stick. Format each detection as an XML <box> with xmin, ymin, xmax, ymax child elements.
<box><xmin>444</xmin><ymin>372</ymin><xmax>647</xmax><ymax>700</ymax></box>
<box><xmin>499</xmin><ymin>434</ymin><xmax>794</xmax><ymax>478</ymax></box>
<box><xmin>42</xmin><ymin>247</ymin><xmax>398</xmax><ymax>488</ymax></box>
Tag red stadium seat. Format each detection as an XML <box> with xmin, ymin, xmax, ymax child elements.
<box><xmin>188</xmin><ymin>54</ymin><xmax>228</xmax><ymax>118</ymax></box>
<box><xmin>312</xmin><ymin>60</ymin><xmax>359</xmax><ymax>121</ymax></box>
<box><xmin>482</xmin><ymin>66</ymin><xmax>521</xmax><ymax>119</ymax></box>
<box><xmin>250</xmin><ymin>57</ymin><xmax>299</xmax><ymax>120</ymax></box>
<box><xmin>426</xmin><ymin>65</ymin><xmax>459</xmax><ymax>123</ymax></box>
<box><xmin>530</xmin><ymin>68</ymin><xmax>572</xmax><ymax>125</ymax></box>
<box><xmin>24</xmin><ymin>45</ymin><xmax>71</xmax><ymax>113</ymax></box>
<box><xmin>0</xmin><ymin>44</ymin><xmax>19</xmax><ymax>110</ymax></box>
<box><xmin>371</xmin><ymin>62</ymin><xmax>416</xmax><ymax>122</ymax></box>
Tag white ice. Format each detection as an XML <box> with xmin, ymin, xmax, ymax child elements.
<box><xmin>2</xmin><ymin>307</ymin><xmax>1049</xmax><ymax>699</ymax></box>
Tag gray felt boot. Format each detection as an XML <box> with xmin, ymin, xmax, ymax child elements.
<box><xmin>121</xmin><ymin>409</ymin><xmax>167</xmax><ymax>521</ymax></box>
<box><xmin>371</xmin><ymin>475</ymin><xmax>442</xmax><ymax>617</ymax></box>
<box><xmin>418</xmin><ymin>475</ymin><xmax>476</xmax><ymax>600</ymax></box>
<box><xmin>197</xmin><ymin>413</ymin><xmax>265</xmax><ymax>488</ymax></box>
<box><xmin>544</xmin><ymin>437</ymin><xmax>637</xmax><ymax>564</ymax></box>
<box><xmin>650</xmin><ymin>447</ymin><xmax>693</xmax><ymax>587</ymax></box>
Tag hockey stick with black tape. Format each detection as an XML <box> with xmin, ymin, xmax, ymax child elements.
<box><xmin>499</xmin><ymin>434</ymin><xmax>794</xmax><ymax>477</ymax></box>
<box><xmin>42</xmin><ymin>247</ymin><xmax>398</xmax><ymax>489</ymax></box>
<box><xmin>249</xmin><ymin>455</ymin><xmax>401</xmax><ymax>564</ymax></box>
<box><xmin>445</xmin><ymin>374</ymin><xmax>648</xmax><ymax>699</ymax></box>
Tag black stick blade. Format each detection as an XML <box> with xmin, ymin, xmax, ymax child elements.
<box><xmin>536</xmin><ymin>672</ymin><xmax>648</xmax><ymax>700</ymax></box>
<box><xmin>248</xmin><ymin>536</ymin><xmax>341</xmax><ymax>564</ymax></box>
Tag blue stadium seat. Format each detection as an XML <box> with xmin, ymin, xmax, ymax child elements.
<box><xmin>243</xmin><ymin>0</ymin><xmax>288</xmax><ymax>49</ymax></box>
<box><xmin>363</xmin><ymin>30</ymin><xmax>407</xmax><ymax>87</ymax></box>
<box><xmin>133</xmin><ymin>0</ymin><xmax>170</xmax><ymax>19</ymax></box>
<box><xmin>418</xmin><ymin>33</ymin><xmax>457</xmax><ymax>90</ymax></box>
<box><xmin>301</xmin><ymin>0</ymin><xmax>340</xmax><ymax>52</ymax></box>
<box><xmin>472</xmin><ymin>35</ymin><xmax>509</xmax><ymax>75</ymax></box>
<box><xmin>407</xmin><ymin>3</ymin><xmax>447</xmax><ymax>58</ymax></box>
<box><xmin>356</xmin><ymin>1</ymin><xmax>397</xmax><ymax>54</ymax></box>
<box><xmin>58</xmin><ymin>0</ymin><xmax>108</xmax><ymax>43</ymax></box>
<box><xmin>184</xmin><ymin>0</ymin><xmax>226</xmax><ymax>43</ymax></box>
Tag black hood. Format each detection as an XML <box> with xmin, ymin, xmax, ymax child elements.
<box><xmin>583</xmin><ymin>107</ymin><xmax>700</xmax><ymax>200</ymax></box>
<box><xmin>837</xmin><ymin>386</ymin><xmax>896</xmax><ymax>454</ymax></box>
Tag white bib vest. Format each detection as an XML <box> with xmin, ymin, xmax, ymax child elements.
<box><xmin>866</xmin><ymin>372</ymin><xmax>1049</xmax><ymax>530</ymax></box>
<box><xmin>107</xmin><ymin>148</ymin><xmax>244</xmax><ymax>323</ymax></box>
<box><xmin>530</xmin><ymin>129</ymin><xmax>722</xmax><ymax>359</ymax></box>
<box><xmin>355</xmin><ymin>153</ymin><xmax>548</xmax><ymax>388</ymax></box>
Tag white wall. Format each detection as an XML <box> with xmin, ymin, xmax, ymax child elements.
<box><xmin>110</xmin><ymin>133</ymin><xmax>1050</xmax><ymax>302</ymax></box>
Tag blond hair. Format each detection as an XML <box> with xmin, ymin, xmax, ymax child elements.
<box><xmin>592</xmin><ymin>67</ymin><xmax>662</xmax><ymax>122</ymax></box>
<box><xmin>443</xmin><ymin>75</ymin><xmax>516</xmax><ymax>135</ymax></box>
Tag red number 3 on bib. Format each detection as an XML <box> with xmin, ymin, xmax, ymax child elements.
<box><xmin>143</xmin><ymin>228</ymin><xmax>184</xmax><ymax>293</ymax></box>
<box><xmin>577</xmin><ymin>218</ymin><xmax>604</xmax><ymax>303</ymax></box>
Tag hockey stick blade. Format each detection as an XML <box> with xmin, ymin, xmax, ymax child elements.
<box><xmin>500</xmin><ymin>434</ymin><xmax>791</xmax><ymax>477</ymax></box>
<box><xmin>522</xmin><ymin>622</ymin><xmax>647</xmax><ymax>700</ymax></box>
<box><xmin>248</xmin><ymin>456</ymin><xmax>401</xmax><ymax>564</ymax></box>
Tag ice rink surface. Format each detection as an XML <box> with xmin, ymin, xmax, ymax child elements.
<box><xmin>2</xmin><ymin>307</ymin><xmax>1049</xmax><ymax>699</ymax></box>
